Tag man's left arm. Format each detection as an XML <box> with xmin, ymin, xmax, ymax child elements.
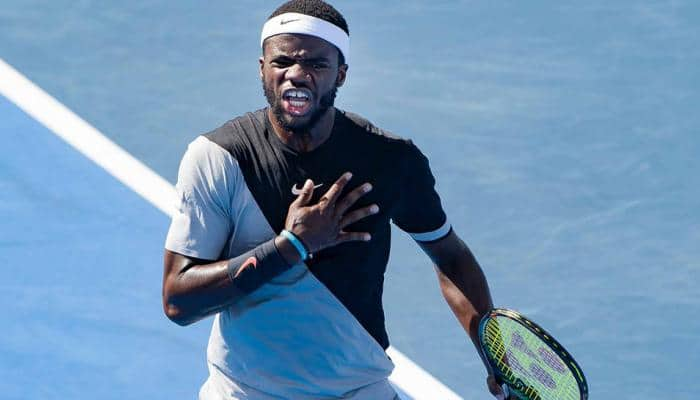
<box><xmin>418</xmin><ymin>229</ymin><xmax>491</xmax><ymax>349</ymax></box>
<box><xmin>391</xmin><ymin>141</ymin><xmax>507</xmax><ymax>397</ymax></box>
<box><xmin>418</xmin><ymin>229</ymin><xmax>508</xmax><ymax>399</ymax></box>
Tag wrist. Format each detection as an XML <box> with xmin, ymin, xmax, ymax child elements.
<box><xmin>226</xmin><ymin>237</ymin><xmax>293</xmax><ymax>294</ymax></box>
<box><xmin>274</xmin><ymin>234</ymin><xmax>303</xmax><ymax>266</ymax></box>
<box><xmin>280</xmin><ymin>230</ymin><xmax>312</xmax><ymax>261</ymax></box>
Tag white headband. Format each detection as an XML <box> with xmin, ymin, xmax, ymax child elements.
<box><xmin>261</xmin><ymin>12</ymin><xmax>350</xmax><ymax>63</ymax></box>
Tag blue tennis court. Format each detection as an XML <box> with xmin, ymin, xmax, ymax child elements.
<box><xmin>2</xmin><ymin>1</ymin><xmax>699</xmax><ymax>399</ymax></box>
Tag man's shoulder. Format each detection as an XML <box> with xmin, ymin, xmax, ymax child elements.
<box><xmin>202</xmin><ymin>109</ymin><xmax>267</xmax><ymax>153</ymax></box>
<box><xmin>336</xmin><ymin>110</ymin><xmax>424</xmax><ymax>164</ymax></box>
<box><xmin>337</xmin><ymin>109</ymin><xmax>409</xmax><ymax>144</ymax></box>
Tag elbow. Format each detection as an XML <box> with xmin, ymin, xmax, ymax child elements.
<box><xmin>163</xmin><ymin>296</ymin><xmax>195</xmax><ymax>326</ymax></box>
<box><xmin>162</xmin><ymin>275</ymin><xmax>198</xmax><ymax>326</ymax></box>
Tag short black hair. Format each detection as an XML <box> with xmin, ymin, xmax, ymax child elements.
<box><xmin>267</xmin><ymin>0</ymin><xmax>348</xmax><ymax>65</ymax></box>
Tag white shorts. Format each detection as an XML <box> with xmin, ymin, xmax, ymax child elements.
<box><xmin>199</xmin><ymin>362</ymin><xmax>400</xmax><ymax>400</ymax></box>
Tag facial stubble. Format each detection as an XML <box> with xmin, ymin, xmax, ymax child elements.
<box><xmin>263</xmin><ymin>79</ymin><xmax>338</xmax><ymax>134</ymax></box>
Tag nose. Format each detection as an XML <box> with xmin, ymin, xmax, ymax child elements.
<box><xmin>285</xmin><ymin>62</ymin><xmax>311</xmax><ymax>84</ymax></box>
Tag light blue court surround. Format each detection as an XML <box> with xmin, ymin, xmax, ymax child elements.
<box><xmin>2</xmin><ymin>1</ymin><xmax>700</xmax><ymax>398</ymax></box>
<box><xmin>0</xmin><ymin>95</ymin><xmax>210</xmax><ymax>399</ymax></box>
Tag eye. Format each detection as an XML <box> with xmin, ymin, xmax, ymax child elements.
<box><xmin>271</xmin><ymin>59</ymin><xmax>293</xmax><ymax>68</ymax></box>
<box><xmin>312</xmin><ymin>62</ymin><xmax>329</xmax><ymax>70</ymax></box>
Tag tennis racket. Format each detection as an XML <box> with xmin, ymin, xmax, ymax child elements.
<box><xmin>478</xmin><ymin>308</ymin><xmax>588</xmax><ymax>400</ymax></box>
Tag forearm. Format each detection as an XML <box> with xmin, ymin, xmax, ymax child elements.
<box><xmin>435</xmin><ymin>246</ymin><xmax>493</xmax><ymax>348</ymax></box>
<box><xmin>163</xmin><ymin>235</ymin><xmax>302</xmax><ymax>326</ymax></box>
<box><xmin>423</xmin><ymin>234</ymin><xmax>493</xmax><ymax>348</ymax></box>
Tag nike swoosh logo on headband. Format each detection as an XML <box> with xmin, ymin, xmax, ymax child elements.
<box><xmin>291</xmin><ymin>183</ymin><xmax>323</xmax><ymax>195</ymax></box>
<box><xmin>280</xmin><ymin>18</ymin><xmax>300</xmax><ymax>25</ymax></box>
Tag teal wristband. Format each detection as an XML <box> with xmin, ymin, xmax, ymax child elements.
<box><xmin>281</xmin><ymin>230</ymin><xmax>311</xmax><ymax>261</ymax></box>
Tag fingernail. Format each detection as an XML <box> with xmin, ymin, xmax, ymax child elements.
<box><xmin>305</xmin><ymin>179</ymin><xmax>313</xmax><ymax>187</ymax></box>
<box><xmin>345</xmin><ymin>172</ymin><xmax>353</xmax><ymax>179</ymax></box>
<box><xmin>364</xmin><ymin>234</ymin><xmax>371</xmax><ymax>241</ymax></box>
<box><xmin>363</xmin><ymin>183</ymin><xmax>372</xmax><ymax>192</ymax></box>
<box><xmin>370</xmin><ymin>205</ymin><xmax>379</xmax><ymax>213</ymax></box>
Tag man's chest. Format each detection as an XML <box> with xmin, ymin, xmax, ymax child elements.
<box><xmin>257</xmin><ymin>153</ymin><xmax>399</xmax><ymax>234</ymax></box>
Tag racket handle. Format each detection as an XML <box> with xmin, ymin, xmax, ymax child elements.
<box><xmin>501</xmin><ymin>384</ymin><xmax>510</xmax><ymax>399</ymax></box>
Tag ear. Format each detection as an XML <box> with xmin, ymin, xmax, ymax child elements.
<box><xmin>259</xmin><ymin>56</ymin><xmax>265</xmax><ymax>80</ymax></box>
<box><xmin>336</xmin><ymin>64</ymin><xmax>348</xmax><ymax>87</ymax></box>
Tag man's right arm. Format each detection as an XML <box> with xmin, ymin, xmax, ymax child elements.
<box><xmin>162</xmin><ymin>235</ymin><xmax>302</xmax><ymax>326</ymax></box>
<box><xmin>162</xmin><ymin>173</ymin><xmax>378</xmax><ymax>326</ymax></box>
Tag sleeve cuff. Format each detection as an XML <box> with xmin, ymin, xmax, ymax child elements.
<box><xmin>408</xmin><ymin>220</ymin><xmax>452</xmax><ymax>242</ymax></box>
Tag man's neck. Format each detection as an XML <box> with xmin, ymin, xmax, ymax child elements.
<box><xmin>268</xmin><ymin>108</ymin><xmax>336</xmax><ymax>153</ymax></box>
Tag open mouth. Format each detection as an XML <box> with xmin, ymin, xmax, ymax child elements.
<box><xmin>282</xmin><ymin>88</ymin><xmax>313</xmax><ymax>116</ymax></box>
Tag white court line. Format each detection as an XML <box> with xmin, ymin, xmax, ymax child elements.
<box><xmin>0</xmin><ymin>59</ymin><xmax>175</xmax><ymax>216</ymax></box>
<box><xmin>0</xmin><ymin>57</ymin><xmax>462</xmax><ymax>400</ymax></box>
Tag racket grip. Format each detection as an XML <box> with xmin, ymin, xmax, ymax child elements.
<box><xmin>501</xmin><ymin>384</ymin><xmax>511</xmax><ymax>399</ymax></box>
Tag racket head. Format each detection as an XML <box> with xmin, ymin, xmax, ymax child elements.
<box><xmin>478</xmin><ymin>308</ymin><xmax>588</xmax><ymax>400</ymax></box>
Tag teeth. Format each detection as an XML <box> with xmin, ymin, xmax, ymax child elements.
<box><xmin>285</xmin><ymin>89</ymin><xmax>309</xmax><ymax>99</ymax></box>
<box><xmin>290</xmin><ymin>100</ymin><xmax>306</xmax><ymax>107</ymax></box>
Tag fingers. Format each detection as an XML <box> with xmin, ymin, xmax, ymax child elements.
<box><xmin>288</xmin><ymin>173</ymin><xmax>377</xmax><ymax>251</ymax></box>
<box><xmin>486</xmin><ymin>375</ymin><xmax>507</xmax><ymax>400</ymax></box>
<box><xmin>292</xmin><ymin>179</ymin><xmax>315</xmax><ymax>207</ymax></box>
<box><xmin>335</xmin><ymin>182</ymin><xmax>372</xmax><ymax>215</ymax></box>
<box><xmin>340</xmin><ymin>204</ymin><xmax>379</xmax><ymax>228</ymax></box>
<box><xmin>335</xmin><ymin>230</ymin><xmax>372</xmax><ymax>244</ymax></box>
<box><xmin>319</xmin><ymin>172</ymin><xmax>352</xmax><ymax>206</ymax></box>
<box><xmin>334</xmin><ymin>203</ymin><xmax>378</xmax><ymax>245</ymax></box>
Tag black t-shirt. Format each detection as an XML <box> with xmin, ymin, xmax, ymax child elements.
<box><xmin>204</xmin><ymin>108</ymin><xmax>450</xmax><ymax>348</ymax></box>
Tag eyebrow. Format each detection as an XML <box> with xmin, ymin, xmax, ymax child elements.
<box><xmin>270</xmin><ymin>55</ymin><xmax>331</xmax><ymax>63</ymax></box>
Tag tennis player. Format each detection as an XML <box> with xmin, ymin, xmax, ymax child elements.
<box><xmin>162</xmin><ymin>1</ymin><xmax>505</xmax><ymax>398</ymax></box>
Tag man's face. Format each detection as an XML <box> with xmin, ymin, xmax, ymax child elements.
<box><xmin>260</xmin><ymin>34</ymin><xmax>347</xmax><ymax>133</ymax></box>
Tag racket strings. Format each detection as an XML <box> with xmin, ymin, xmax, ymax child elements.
<box><xmin>482</xmin><ymin>318</ymin><xmax>581</xmax><ymax>400</ymax></box>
